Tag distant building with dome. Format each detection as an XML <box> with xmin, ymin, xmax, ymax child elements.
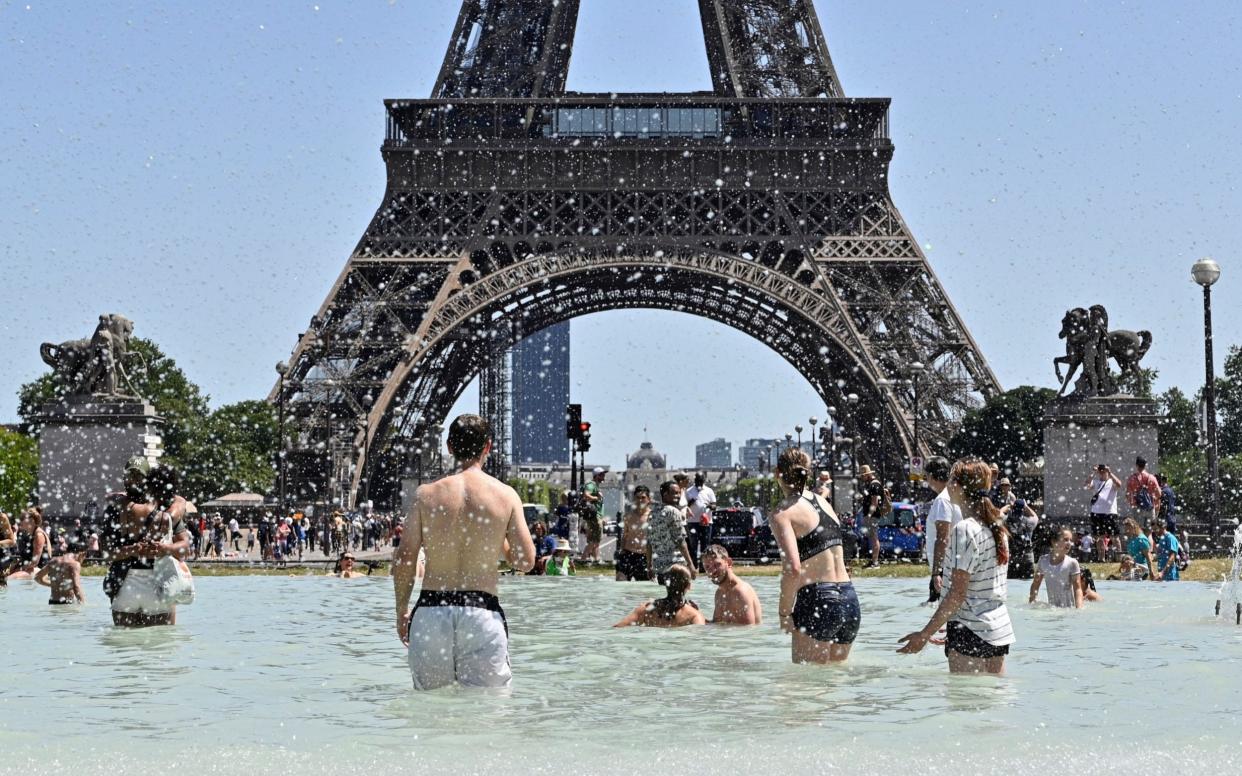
<box><xmin>626</xmin><ymin>439</ymin><xmax>667</xmax><ymax>471</ymax></box>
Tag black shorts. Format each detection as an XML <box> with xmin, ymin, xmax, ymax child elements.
<box><xmin>792</xmin><ymin>582</ymin><xmax>861</xmax><ymax>644</ymax></box>
<box><xmin>944</xmin><ymin>621</ymin><xmax>1009</xmax><ymax>659</ymax></box>
<box><xmin>1090</xmin><ymin>513</ymin><xmax>1119</xmax><ymax>537</ymax></box>
<box><xmin>616</xmin><ymin>550</ymin><xmax>650</xmax><ymax>581</ymax></box>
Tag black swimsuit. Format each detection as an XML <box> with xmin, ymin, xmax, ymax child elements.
<box><xmin>795</xmin><ymin>493</ymin><xmax>844</xmax><ymax>563</ymax></box>
<box><xmin>790</xmin><ymin>493</ymin><xmax>861</xmax><ymax>645</ymax></box>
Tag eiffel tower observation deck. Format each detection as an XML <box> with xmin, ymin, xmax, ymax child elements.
<box><xmin>275</xmin><ymin>0</ymin><xmax>1000</xmax><ymax>510</ymax></box>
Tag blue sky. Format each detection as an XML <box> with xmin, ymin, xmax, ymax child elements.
<box><xmin>2</xmin><ymin>1</ymin><xmax>1239</xmax><ymax>470</ymax></box>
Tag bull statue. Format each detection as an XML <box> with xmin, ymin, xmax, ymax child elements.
<box><xmin>1053</xmin><ymin>305</ymin><xmax>1152</xmax><ymax>398</ymax></box>
<box><xmin>39</xmin><ymin>314</ymin><xmax>142</xmax><ymax>399</ymax></box>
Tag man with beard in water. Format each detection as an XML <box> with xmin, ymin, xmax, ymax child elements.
<box><xmin>393</xmin><ymin>414</ymin><xmax>535</xmax><ymax>690</ymax></box>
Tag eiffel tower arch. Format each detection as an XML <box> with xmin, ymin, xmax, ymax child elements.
<box><xmin>273</xmin><ymin>0</ymin><xmax>1001</xmax><ymax>509</ymax></box>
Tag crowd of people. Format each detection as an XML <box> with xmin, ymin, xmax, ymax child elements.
<box><xmin>2</xmin><ymin>409</ymin><xmax>1203</xmax><ymax>693</ymax></box>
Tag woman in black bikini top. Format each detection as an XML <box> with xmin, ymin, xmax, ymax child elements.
<box><xmin>769</xmin><ymin>447</ymin><xmax>862</xmax><ymax>665</ymax></box>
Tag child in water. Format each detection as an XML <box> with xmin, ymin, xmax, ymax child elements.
<box><xmin>544</xmin><ymin>539</ymin><xmax>576</xmax><ymax>576</ymax></box>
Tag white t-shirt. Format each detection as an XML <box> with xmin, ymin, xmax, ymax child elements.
<box><xmin>686</xmin><ymin>485</ymin><xmax>717</xmax><ymax>525</ymax></box>
<box><xmin>228</xmin><ymin>518</ymin><xmax>240</xmax><ymax>534</ymax></box>
<box><xmin>925</xmin><ymin>487</ymin><xmax>963</xmax><ymax>573</ymax></box>
<box><xmin>1037</xmin><ymin>554</ymin><xmax>1082</xmax><ymax>607</ymax></box>
<box><xmin>942</xmin><ymin>518</ymin><xmax>1015</xmax><ymax>647</ymax></box>
<box><xmin>1089</xmin><ymin>476</ymin><xmax>1119</xmax><ymax>514</ymax></box>
<box><xmin>1079</xmin><ymin>534</ymin><xmax>1095</xmax><ymax>555</ymax></box>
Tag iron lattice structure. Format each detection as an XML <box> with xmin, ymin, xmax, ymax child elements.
<box><xmin>273</xmin><ymin>0</ymin><xmax>1000</xmax><ymax>509</ymax></box>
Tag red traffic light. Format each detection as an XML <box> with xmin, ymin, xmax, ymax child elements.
<box><xmin>579</xmin><ymin>422</ymin><xmax>591</xmax><ymax>433</ymax></box>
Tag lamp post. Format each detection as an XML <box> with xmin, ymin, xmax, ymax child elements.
<box><xmin>908</xmin><ymin>361</ymin><xmax>925</xmax><ymax>456</ymax></box>
<box><xmin>359</xmin><ymin>393</ymin><xmax>374</xmax><ymax>510</ymax></box>
<box><xmin>795</xmin><ymin>424</ymin><xmax>804</xmax><ymax>453</ymax></box>
<box><xmin>808</xmin><ymin>416</ymin><xmax>819</xmax><ymax>471</ymax></box>
<box><xmin>845</xmin><ymin>392</ymin><xmax>860</xmax><ymax>515</ymax></box>
<box><xmin>1192</xmin><ymin>257</ymin><xmax>1222</xmax><ymax>532</ymax></box>
<box><xmin>784</xmin><ymin>432</ymin><xmax>793</xmax><ymax>452</ymax></box>
<box><xmin>275</xmin><ymin>361</ymin><xmax>289</xmax><ymax>517</ymax></box>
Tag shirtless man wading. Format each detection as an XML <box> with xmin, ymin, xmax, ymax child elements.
<box><xmin>615</xmin><ymin>485</ymin><xmax>653</xmax><ymax>581</ymax></box>
<box><xmin>701</xmin><ymin>544</ymin><xmax>762</xmax><ymax>625</ymax></box>
<box><xmin>393</xmin><ymin>414</ymin><xmax>535</xmax><ymax>690</ymax></box>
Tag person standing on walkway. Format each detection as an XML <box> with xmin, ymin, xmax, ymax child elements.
<box><xmin>1126</xmin><ymin>457</ymin><xmax>1161</xmax><ymax>528</ymax></box>
<box><xmin>646</xmin><ymin>481</ymin><xmax>695</xmax><ymax>587</ymax></box>
<box><xmin>923</xmin><ymin>456</ymin><xmax>960</xmax><ymax>603</ymax></box>
<box><xmin>858</xmin><ymin>465</ymin><xmax>885</xmax><ymax>568</ymax></box>
<box><xmin>685</xmin><ymin>473</ymin><xmax>717</xmax><ymax>571</ymax></box>
<box><xmin>393</xmin><ymin>414</ymin><xmax>534</xmax><ymax>690</ymax></box>
<box><xmin>770</xmin><ymin>448</ymin><xmax>859</xmax><ymax>664</ymax></box>
<box><xmin>898</xmin><ymin>460</ymin><xmax>1014</xmax><ymax>674</ymax></box>
<box><xmin>1086</xmin><ymin>463</ymin><xmax>1121</xmax><ymax>543</ymax></box>
<box><xmin>581</xmin><ymin>468</ymin><xmax>606</xmax><ymax>564</ymax></box>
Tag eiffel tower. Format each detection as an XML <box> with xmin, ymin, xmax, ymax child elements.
<box><xmin>274</xmin><ymin>0</ymin><xmax>1000</xmax><ymax>509</ymax></box>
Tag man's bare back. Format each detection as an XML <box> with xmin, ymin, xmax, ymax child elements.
<box><xmin>397</xmin><ymin>467</ymin><xmax>532</xmax><ymax>598</ymax></box>
<box><xmin>35</xmin><ymin>553</ymin><xmax>85</xmax><ymax>604</ymax></box>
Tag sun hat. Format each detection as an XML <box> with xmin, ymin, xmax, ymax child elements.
<box><xmin>858</xmin><ymin>465</ymin><xmax>876</xmax><ymax>477</ymax></box>
<box><xmin>554</xmin><ymin>538</ymin><xmax>572</xmax><ymax>552</ymax></box>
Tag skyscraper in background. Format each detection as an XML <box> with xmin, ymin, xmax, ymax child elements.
<box><xmin>511</xmin><ymin>321</ymin><xmax>571</xmax><ymax>464</ymax></box>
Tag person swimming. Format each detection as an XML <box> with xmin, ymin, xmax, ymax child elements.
<box><xmin>614</xmin><ymin>564</ymin><xmax>705</xmax><ymax>628</ymax></box>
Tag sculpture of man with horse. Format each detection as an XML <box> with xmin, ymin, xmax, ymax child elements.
<box><xmin>40</xmin><ymin>314</ymin><xmax>141</xmax><ymax>399</ymax></box>
<box><xmin>1053</xmin><ymin>305</ymin><xmax>1152</xmax><ymax>398</ymax></box>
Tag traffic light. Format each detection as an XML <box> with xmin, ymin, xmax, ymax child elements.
<box><xmin>566</xmin><ymin>404</ymin><xmax>582</xmax><ymax>439</ymax></box>
<box><xmin>579</xmin><ymin>427</ymin><xmax>591</xmax><ymax>452</ymax></box>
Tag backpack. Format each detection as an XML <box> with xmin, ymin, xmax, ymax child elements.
<box><xmin>1134</xmin><ymin>479</ymin><xmax>1154</xmax><ymax>511</ymax></box>
<box><xmin>1176</xmin><ymin>540</ymin><xmax>1190</xmax><ymax>572</ymax></box>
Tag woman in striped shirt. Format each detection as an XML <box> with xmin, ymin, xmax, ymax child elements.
<box><xmin>897</xmin><ymin>459</ymin><xmax>1015</xmax><ymax>674</ymax></box>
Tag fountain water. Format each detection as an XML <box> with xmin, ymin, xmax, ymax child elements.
<box><xmin>1215</xmin><ymin>522</ymin><xmax>1242</xmax><ymax>624</ymax></box>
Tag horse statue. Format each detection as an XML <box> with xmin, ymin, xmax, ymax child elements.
<box><xmin>1053</xmin><ymin>305</ymin><xmax>1152</xmax><ymax>398</ymax></box>
<box><xmin>39</xmin><ymin>313</ymin><xmax>141</xmax><ymax>398</ymax></box>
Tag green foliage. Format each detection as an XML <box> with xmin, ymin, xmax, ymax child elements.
<box><xmin>1217</xmin><ymin>346</ymin><xmax>1242</xmax><ymax>456</ymax></box>
<box><xmin>736</xmin><ymin>477</ymin><xmax>782</xmax><ymax>511</ymax></box>
<box><xmin>505</xmin><ymin>478</ymin><xmax>556</xmax><ymax>508</ymax></box>
<box><xmin>1117</xmin><ymin>367</ymin><xmax>1157</xmax><ymax>400</ymax></box>
<box><xmin>1161</xmin><ymin>450</ymin><xmax>1242</xmax><ymax>522</ymax></box>
<box><xmin>0</xmin><ymin>428</ymin><xmax>38</xmax><ymax>514</ymax></box>
<box><xmin>947</xmin><ymin>386</ymin><xmax>1058</xmax><ymax>474</ymax></box>
<box><xmin>1158</xmin><ymin>387</ymin><xmax>1200</xmax><ymax>458</ymax></box>
<box><xmin>179</xmin><ymin>401</ymin><xmax>278</xmax><ymax>503</ymax></box>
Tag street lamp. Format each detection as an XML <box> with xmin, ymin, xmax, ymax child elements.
<box><xmin>795</xmin><ymin>424</ymin><xmax>804</xmax><ymax>452</ymax></box>
<box><xmin>908</xmin><ymin>361</ymin><xmax>925</xmax><ymax>456</ymax></box>
<box><xmin>784</xmin><ymin>433</ymin><xmax>793</xmax><ymax>453</ymax></box>
<box><xmin>845</xmin><ymin>393</ymin><xmax>860</xmax><ymax>513</ymax></box>
<box><xmin>359</xmin><ymin>393</ymin><xmax>374</xmax><ymax>509</ymax></box>
<box><xmin>1192</xmin><ymin>257</ymin><xmax>1221</xmax><ymax>532</ymax></box>
<box><xmin>808</xmin><ymin>416</ymin><xmax>819</xmax><ymax>470</ymax></box>
<box><xmin>275</xmin><ymin>361</ymin><xmax>289</xmax><ymax>517</ymax></box>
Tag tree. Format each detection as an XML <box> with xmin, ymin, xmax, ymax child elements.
<box><xmin>179</xmin><ymin>401</ymin><xmax>278</xmax><ymax>503</ymax></box>
<box><xmin>947</xmin><ymin>386</ymin><xmax>1058</xmax><ymax>474</ymax></box>
<box><xmin>1157</xmin><ymin>387</ymin><xmax>1200</xmax><ymax>458</ymax></box>
<box><xmin>1217</xmin><ymin>345</ymin><xmax>1242</xmax><ymax>456</ymax></box>
<box><xmin>0</xmin><ymin>428</ymin><xmax>38</xmax><ymax>514</ymax></box>
<box><xmin>1161</xmin><ymin>450</ymin><xmax>1242</xmax><ymax>523</ymax></box>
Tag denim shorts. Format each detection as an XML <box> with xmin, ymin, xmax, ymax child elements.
<box><xmin>792</xmin><ymin>582</ymin><xmax>861</xmax><ymax>644</ymax></box>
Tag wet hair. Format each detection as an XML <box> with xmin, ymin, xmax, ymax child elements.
<box><xmin>659</xmin><ymin>480</ymin><xmax>679</xmax><ymax>499</ymax></box>
<box><xmin>776</xmin><ymin>447</ymin><xmax>812</xmax><ymax>491</ymax></box>
<box><xmin>924</xmin><ymin>456</ymin><xmax>951</xmax><ymax>482</ymax></box>
<box><xmin>701</xmin><ymin>544</ymin><xmax>730</xmax><ymax>562</ymax></box>
<box><xmin>145</xmin><ymin>465</ymin><xmax>181</xmax><ymax>509</ymax></box>
<box><xmin>447</xmin><ymin>414</ymin><xmax>491</xmax><ymax>461</ymax></box>
<box><xmin>652</xmin><ymin>564</ymin><xmax>693</xmax><ymax>618</ymax></box>
<box><xmin>1081</xmin><ymin>567</ymin><xmax>1097</xmax><ymax>591</ymax></box>
<box><xmin>950</xmin><ymin>459</ymin><xmax>1008</xmax><ymax>564</ymax></box>
<box><xmin>633</xmin><ymin>485</ymin><xmax>651</xmax><ymax>499</ymax></box>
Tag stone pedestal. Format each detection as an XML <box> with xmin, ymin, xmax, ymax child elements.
<box><xmin>1041</xmin><ymin>397</ymin><xmax>1160</xmax><ymax>521</ymax></box>
<box><xmin>37</xmin><ymin>397</ymin><xmax>163</xmax><ymax>520</ymax></box>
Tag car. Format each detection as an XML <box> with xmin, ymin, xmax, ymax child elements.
<box><xmin>522</xmin><ymin>503</ymin><xmax>550</xmax><ymax>530</ymax></box>
<box><xmin>710</xmin><ymin>507</ymin><xmax>780</xmax><ymax>563</ymax></box>
<box><xmin>852</xmin><ymin>501</ymin><xmax>925</xmax><ymax>561</ymax></box>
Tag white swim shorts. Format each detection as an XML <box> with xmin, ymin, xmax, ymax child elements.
<box><xmin>407</xmin><ymin>590</ymin><xmax>511</xmax><ymax>690</ymax></box>
<box><xmin>111</xmin><ymin>569</ymin><xmax>173</xmax><ymax>615</ymax></box>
